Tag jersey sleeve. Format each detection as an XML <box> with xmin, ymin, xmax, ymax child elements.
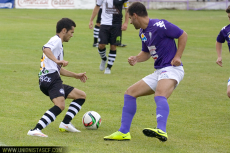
<box><xmin>216</xmin><ymin>29</ymin><xmax>226</xmax><ymax>43</ymax></box>
<box><xmin>123</xmin><ymin>0</ymin><xmax>129</xmax><ymax>8</ymax></box>
<box><xmin>162</xmin><ymin>20</ymin><xmax>183</xmax><ymax>39</ymax></box>
<box><xmin>141</xmin><ymin>41</ymin><xmax>149</xmax><ymax>52</ymax></box>
<box><xmin>139</xmin><ymin>29</ymin><xmax>149</xmax><ymax>52</ymax></box>
<box><xmin>96</xmin><ymin>0</ymin><xmax>103</xmax><ymax>6</ymax></box>
<box><xmin>43</xmin><ymin>38</ymin><xmax>59</xmax><ymax>52</ymax></box>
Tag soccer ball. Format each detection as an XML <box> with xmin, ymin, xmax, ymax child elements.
<box><xmin>82</xmin><ymin>111</ymin><xmax>101</xmax><ymax>130</ymax></box>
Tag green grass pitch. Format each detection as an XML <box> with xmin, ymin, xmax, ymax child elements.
<box><xmin>0</xmin><ymin>8</ymin><xmax>229</xmax><ymax>153</ymax></box>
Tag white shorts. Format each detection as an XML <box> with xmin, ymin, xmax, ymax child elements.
<box><xmin>227</xmin><ymin>77</ymin><xmax>230</xmax><ymax>86</ymax></box>
<box><xmin>142</xmin><ymin>66</ymin><xmax>184</xmax><ymax>91</ymax></box>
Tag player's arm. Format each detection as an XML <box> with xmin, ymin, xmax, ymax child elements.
<box><xmin>216</xmin><ymin>41</ymin><xmax>223</xmax><ymax>67</ymax></box>
<box><xmin>128</xmin><ymin>51</ymin><xmax>151</xmax><ymax>66</ymax></box>
<box><xmin>60</xmin><ymin>68</ymin><xmax>87</xmax><ymax>83</ymax></box>
<box><xmin>43</xmin><ymin>47</ymin><xmax>68</xmax><ymax>67</ymax></box>
<box><xmin>171</xmin><ymin>31</ymin><xmax>187</xmax><ymax>66</ymax></box>
<box><xmin>122</xmin><ymin>7</ymin><xmax>129</xmax><ymax>31</ymax></box>
<box><xmin>89</xmin><ymin>5</ymin><xmax>100</xmax><ymax>29</ymax></box>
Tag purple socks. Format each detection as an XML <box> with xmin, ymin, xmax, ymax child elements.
<box><xmin>118</xmin><ymin>95</ymin><xmax>169</xmax><ymax>133</ymax></box>
<box><xmin>154</xmin><ymin>96</ymin><xmax>169</xmax><ymax>132</ymax></box>
<box><xmin>119</xmin><ymin>94</ymin><xmax>137</xmax><ymax>134</ymax></box>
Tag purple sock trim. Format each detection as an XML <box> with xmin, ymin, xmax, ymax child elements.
<box><xmin>154</xmin><ymin>96</ymin><xmax>169</xmax><ymax>132</ymax></box>
<box><xmin>119</xmin><ymin>94</ymin><xmax>136</xmax><ymax>134</ymax></box>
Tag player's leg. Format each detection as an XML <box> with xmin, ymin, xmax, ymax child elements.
<box><xmin>143</xmin><ymin>66</ymin><xmax>184</xmax><ymax>142</ymax></box>
<box><xmin>142</xmin><ymin>79</ymin><xmax>175</xmax><ymax>141</ymax></box>
<box><xmin>59</xmin><ymin>85</ymin><xmax>86</xmax><ymax>132</ymax></box>
<box><xmin>104</xmin><ymin>25</ymin><xmax>121</xmax><ymax>74</ymax></box>
<box><xmin>116</xmin><ymin>31</ymin><xmax>127</xmax><ymax>47</ymax></box>
<box><xmin>27</xmin><ymin>98</ymin><xmax>64</xmax><ymax>137</ymax></box>
<box><xmin>93</xmin><ymin>23</ymin><xmax>100</xmax><ymax>47</ymax></box>
<box><xmin>104</xmin><ymin>80</ymin><xmax>155</xmax><ymax>140</ymax></box>
<box><xmin>98</xmin><ymin>25</ymin><xmax>109</xmax><ymax>71</ymax></box>
<box><xmin>104</xmin><ymin>44</ymin><xmax>116</xmax><ymax>74</ymax></box>
<box><xmin>93</xmin><ymin>8</ymin><xmax>102</xmax><ymax>47</ymax></box>
<box><xmin>27</xmin><ymin>73</ymin><xmax>65</xmax><ymax>137</ymax></box>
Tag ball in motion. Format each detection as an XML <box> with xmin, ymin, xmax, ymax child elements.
<box><xmin>82</xmin><ymin>111</ymin><xmax>101</xmax><ymax>130</ymax></box>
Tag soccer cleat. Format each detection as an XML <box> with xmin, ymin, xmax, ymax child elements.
<box><xmin>143</xmin><ymin>128</ymin><xmax>168</xmax><ymax>142</ymax></box>
<box><xmin>104</xmin><ymin>131</ymin><xmax>131</xmax><ymax>141</ymax></box>
<box><xmin>116</xmin><ymin>44</ymin><xmax>127</xmax><ymax>47</ymax></box>
<box><xmin>99</xmin><ymin>60</ymin><xmax>107</xmax><ymax>71</ymax></box>
<box><xmin>93</xmin><ymin>43</ymin><xmax>98</xmax><ymax>47</ymax></box>
<box><xmin>104</xmin><ymin>67</ymin><xmax>111</xmax><ymax>74</ymax></box>
<box><xmin>27</xmin><ymin>128</ymin><xmax>48</xmax><ymax>137</ymax></box>
<box><xmin>59</xmin><ymin>122</ymin><xmax>81</xmax><ymax>132</ymax></box>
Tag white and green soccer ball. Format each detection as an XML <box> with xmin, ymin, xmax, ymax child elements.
<box><xmin>82</xmin><ymin>111</ymin><xmax>102</xmax><ymax>130</ymax></box>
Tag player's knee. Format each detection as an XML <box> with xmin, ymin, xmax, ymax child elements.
<box><xmin>53</xmin><ymin>97</ymin><xmax>65</xmax><ymax>110</ymax></box>
<box><xmin>75</xmin><ymin>90</ymin><xmax>86</xmax><ymax>99</ymax></box>
<box><xmin>125</xmin><ymin>87</ymin><xmax>136</xmax><ymax>97</ymax></box>
<box><xmin>110</xmin><ymin>45</ymin><xmax>116</xmax><ymax>51</ymax></box>
<box><xmin>125</xmin><ymin>89</ymin><xmax>130</xmax><ymax>95</ymax></box>
<box><xmin>56</xmin><ymin>102</ymin><xmax>65</xmax><ymax>111</ymax></box>
<box><xmin>80</xmin><ymin>91</ymin><xmax>86</xmax><ymax>99</ymax></box>
<box><xmin>227</xmin><ymin>90</ymin><xmax>230</xmax><ymax>98</ymax></box>
<box><xmin>98</xmin><ymin>44</ymin><xmax>105</xmax><ymax>50</ymax></box>
<box><xmin>59</xmin><ymin>105</ymin><xmax>65</xmax><ymax>111</ymax></box>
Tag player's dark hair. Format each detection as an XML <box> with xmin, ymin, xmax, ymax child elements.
<box><xmin>128</xmin><ymin>2</ymin><xmax>148</xmax><ymax>17</ymax></box>
<box><xmin>226</xmin><ymin>5</ymin><xmax>230</xmax><ymax>13</ymax></box>
<box><xmin>56</xmin><ymin>18</ymin><xmax>76</xmax><ymax>33</ymax></box>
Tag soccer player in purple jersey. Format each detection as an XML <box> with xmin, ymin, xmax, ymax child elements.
<box><xmin>104</xmin><ymin>2</ymin><xmax>187</xmax><ymax>141</ymax></box>
<box><xmin>216</xmin><ymin>5</ymin><xmax>230</xmax><ymax>98</ymax></box>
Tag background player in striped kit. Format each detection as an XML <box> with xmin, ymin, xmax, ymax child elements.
<box><xmin>27</xmin><ymin>18</ymin><xmax>88</xmax><ymax>137</ymax></box>
<box><xmin>92</xmin><ymin>7</ymin><xmax>127</xmax><ymax>48</ymax></box>
<box><xmin>89</xmin><ymin>0</ymin><xmax>129</xmax><ymax>74</ymax></box>
<box><xmin>216</xmin><ymin>5</ymin><xmax>230</xmax><ymax>98</ymax></box>
<box><xmin>104</xmin><ymin>2</ymin><xmax>187</xmax><ymax>141</ymax></box>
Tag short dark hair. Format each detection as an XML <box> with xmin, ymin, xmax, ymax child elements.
<box><xmin>226</xmin><ymin>5</ymin><xmax>230</xmax><ymax>13</ymax></box>
<box><xmin>127</xmin><ymin>2</ymin><xmax>148</xmax><ymax>17</ymax></box>
<box><xmin>56</xmin><ymin>18</ymin><xmax>76</xmax><ymax>33</ymax></box>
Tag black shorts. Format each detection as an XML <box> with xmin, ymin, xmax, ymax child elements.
<box><xmin>39</xmin><ymin>72</ymin><xmax>74</xmax><ymax>101</ymax></box>
<box><xmin>99</xmin><ymin>24</ymin><xmax>121</xmax><ymax>45</ymax></box>
<box><xmin>96</xmin><ymin>8</ymin><xmax>102</xmax><ymax>24</ymax></box>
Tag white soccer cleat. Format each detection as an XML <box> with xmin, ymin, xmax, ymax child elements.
<box><xmin>27</xmin><ymin>128</ymin><xmax>48</xmax><ymax>137</ymax></box>
<box><xmin>104</xmin><ymin>67</ymin><xmax>111</xmax><ymax>74</ymax></box>
<box><xmin>100</xmin><ymin>60</ymin><xmax>107</xmax><ymax>71</ymax></box>
<box><xmin>59</xmin><ymin>122</ymin><xmax>81</xmax><ymax>132</ymax></box>
<box><xmin>93</xmin><ymin>43</ymin><xmax>98</xmax><ymax>47</ymax></box>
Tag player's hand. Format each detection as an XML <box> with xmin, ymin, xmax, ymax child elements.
<box><xmin>75</xmin><ymin>72</ymin><xmax>88</xmax><ymax>83</ymax></box>
<box><xmin>216</xmin><ymin>57</ymin><xmax>223</xmax><ymax>67</ymax></box>
<box><xmin>121</xmin><ymin>23</ymin><xmax>128</xmax><ymax>31</ymax></box>
<box><xmin>128</xmin><ymin>56</ymin><xmax>137</xmax><ymax>66</ymax></box>
<box><xmin>171</xmin><ymin>57</ymin><xmax>181</xmax><ymax>66</ymax></box>
<box><xmin>56</xmin><ymin>60</ymin><xmax>69</xmax><ymax>67</ymax></box>
<box><xmin>89</xmin><ymin>21</ymin><xmax>94</xmax><ymax>29</ymax></box>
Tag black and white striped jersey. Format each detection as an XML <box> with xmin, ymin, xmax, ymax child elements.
<box><xmin>96</xmin><ymin>0</ymin><xmax>129</xmax><ymax>25</ymax></box>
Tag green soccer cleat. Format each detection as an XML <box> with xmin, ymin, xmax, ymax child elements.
<box><xmin>143</xmin><ymin>128</ymin><xmax>168</xmax><ymax>142</ymax></box>
<box><xmin>104</xmin><ymin>131</ymin><xmax>131</xmax><ymax>141</ymax></box>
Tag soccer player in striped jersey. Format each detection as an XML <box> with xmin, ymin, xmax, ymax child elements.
<box><xmin>93</xmin><ymin>7</ymin><xmax>127</xmax><ymax>48</ymax></box>
<box><xmin>89</xmin><ymin>0</ymin><xmax>129</xmax><ymax>74</ymax></box>
<box><xmin>104</xmin><ymin>2</ymin><xmax>187</xmax><ymax>141</ymax></box>
<box><xmin>216</xmin><ymin>5</ymin><xmax>230</xmax><ymax>98</ymax></box>
<box><xmin>27</xmin><ymin>18</ymin><xmax>88</xmax><ymax>137</ymax></box>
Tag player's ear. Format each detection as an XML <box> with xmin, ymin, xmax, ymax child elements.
<box><xmin>61</xmin><ymin>28</ymin><xmax>67</xmax><ymax>34</ymax></box>
<box><xmin>133</xmin><ymin>13</ymin><xmax>138</xmax><ymax>19</ymax></box>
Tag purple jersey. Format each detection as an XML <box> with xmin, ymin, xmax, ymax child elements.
<box><xmin>216</xmin><ymin>24</ymin><xmax>230</xmax><ymax>51</ymax></box>
<box><xmin>140</xmin><ymin>19</ymin><xmax>184</xmax><ymax>69</ymax></box>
